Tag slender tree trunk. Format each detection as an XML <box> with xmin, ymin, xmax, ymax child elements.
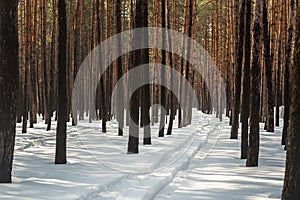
<box><xmin>241</xmin><ymin>0</ymin><xmax>251</xmax><ymax>159</ymax></box>
<box><xmin>47</xmin><ymin>0</ymin><xmax>57</xmax><ymax>131</ymax></box>
<box><xmin>55</xmin><ymin>0</ymin><xmax>67</xmax><ymax>164</ymax></box>
<box><xmin>127</xmin><ymin>0</ymin><xmax>143</xmax><ymax>153</ymax></box>
<box><xmin>263</xmin><ymin>0</ymin><xmax>274</xmax><ymax>132</ymax></box>
<box><xmin>158</xmin><ymin>0</ymin><xmax>167</xmax><ymax>137</ymax></box>
<box><xmin>276</xmin><ymin>2</ymin><xmax>282</xmax><ymax>127</ymax></box>
<box><xmin>41</xmin><ymin>0</ymin><xmax>48</xmax><ymax>126</ymax></box>
<box><xmin>29</xmin><ymin>0</ymin><xmax>38</xmax><ymax>128</ymax></box>
<box><xmin>247</xmin><ymin>0</ymin><xmax>262</xmax><ymax>167</ymax></box>
<box><xmin>140</xmin><ymin>0</ymin><xmax>151</xmax><ymax>144</ymax></box>
<box><xmin>230</xmin><ymin>0</ymin><xmax>240</xmax><ymax>127</ymax></box>
<box><xmin>231</xmin><ymin>0</ymin><xmax>245</xmax><ymax>139</ymax></box>
<box><xmin>167</xmin><ymin>0</ymin><xmax>175</xmax><ymax>136</ymax></box>
<box><xmin>115</xmin><ymin>0</ymin><xmax>124</xmax><ymax>136</ymax></box>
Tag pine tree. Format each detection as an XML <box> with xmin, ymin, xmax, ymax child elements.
<box><xmin>55</xmin><ymin>0</ymin><xmax>67</xmax><ymax>164</ymax></box>
<box><xmin>158</xmin><ymin>0</ymin><xmax>167</xmax><ymax>137</ymax></box>
<box><xmin>263</xmin><ymin>0</ymin><xmax>274</xmax><ymax>132</ymax></box>
<box><xmin>127</xmin><ymin>0</ymin><xmax>144</xmax><ymax>153</ymax></box>
<box><xmin>282</xmin><ymin>0</ymin><xmax>295</xmax><ymax>146</ymax></box>
<box><xmin>282</xmin><ymin>6</ymin><xmax>300</xmax><ymax>200</ymax></box>
<box><xmin>247</xmin><ymin>0</ymin><xmax>262</xmax><ymax>167</ymax></box>
<box><xmin>0</xmin><ymin>0</ymin><xmax>19</xmax><ymax>183</ymax></box>
<box><xmin>230</xmin><ymin>0</ymin><xmax>246</xmax><ymax>139</ymax></box>
<box><xmin>241</xmin><ymin>0</ymin><xmax>251</xmax><ymax>159</ymax></box>
<box><xmin>116</xmin><ymin>0</ymin><xmax>124</xmax><ymax>136</ymax></box>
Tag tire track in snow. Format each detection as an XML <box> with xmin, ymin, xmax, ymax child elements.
<box><xmin>86</xmin><ymin>114</ymin><xmax>223</xmax><ymax>200</ymax></box>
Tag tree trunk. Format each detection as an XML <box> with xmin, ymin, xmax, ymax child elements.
<box><xmin>0</xmin><ymin>0</ymin><xmax>19</xmax><ymax>183</ymax></box>
<box><xmin>140</xmin><ymin>0</ymin><xmax>151</xmax><ymax>145</ymax></box>
<box><xmin>241</xmin><ymin>0</ymin><xmax>251</xmax><ymax>159</ymax></box>
<box><xmin>46</xmin><ymin>0</ymin><xmax>57</xmax><ymax>131</ymax></box>
<box><xmin>263</xmin><ymin>0</ymin><xmax>274</xmax><ymax>132</ymax></box>
<box><xmin>246</xmin><ymin>0</ymin><xmax>262</xmax><ymax>167</ymax></box>
<box><xmin>29</xmin><ymin>0</ymin><xmax>38</xmax><ymax>128</ymax></box>
<box><xmin>282</xmin><ymin>0</ymin><xmax>295</xmax><ymax>146</ymax></box>
<box><xmin>127</xmin><ymin>0</ymin><xmax>144</xmax><ymax>153</ymax></box>
<box><xmin>115</xmin><ymin>0</ymin><xmax>124</xmax><ymax>136</ymax></box>
<box><xmin>55</xmin><ymin>0</ymin><xmax>67</xmax><ymax>164</ymax></box>
<box><xmin>167</xmin><ymin>0</ymin><xmax>175</xmax><ymax>136</ymax></box>
<box><xmin>158</xmin><ymin>0</ymin><xmax>167</xmax><ymax>137</ymax></box>
<box><xmin>282</xmin><ymin>7</ymin><xmax>300</xmax><ymax>199</ymax></box>
<box><xmin>231</xmin><ymin>0</ymin><xmax>246</xmax><ymax>139</ymax></box>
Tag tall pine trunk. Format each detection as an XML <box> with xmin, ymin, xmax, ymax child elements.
<box><xmin>127</xmin><ymin>0</ymin><xmax>143</xmax><ymax>153</ymax></box>
<box><xmin>158</xmin><ymin>0</ymin><xmax>167</xmax><ymax>137</ymax></box>
<box><xmin>241</xmin><ymin>0</ymin><xmax>251</xmax><ymax>159</ymax></box>
<box><xmin>115</xmin><ymin>0</ymin><xmax>124</xmax><ymax>136</ymax></box>
<box><xmin>282</xmin><ymin>7</ymin><xmax>300</xmax><ymax>199</ymax></box>
<box><xmin>246</xmin><ymin>0</ymin><xmax>262</xmax><ymax>167</ymax></box>
<box><xmin>0</xmin><ymin>0</ymin><xmax>19</xmax><ymax>183</ymax></box>
<box><xmin>282</xmin><ymin>0</ymin><xmax>295</xmax><ymax>146</ymax></box>
<box><xmin>55</xmin><ymin>0</ymin><xmax>67</xmax><ymax>164</ymax></box>
<box><xmin>140</xmin><ymin>0</ymin><xmax>151</xmax><ymax>145</ymax></box>
<box><xmin>231</xmin><ymin>0</ymin><xmax>246</xmax><ymax>139</ymax></box>
<box><xmin>263</xmin><ymin>0</ymin><xmax>274</xmax><ymax>132</ymax></box>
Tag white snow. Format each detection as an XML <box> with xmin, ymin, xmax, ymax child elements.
<box><xmin>0</xmin><ymin>109</ymin><xmax>285</xmax><ymax>200</ymax></box>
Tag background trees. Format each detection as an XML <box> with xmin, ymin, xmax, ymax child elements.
<box><xmin>0</xmin><ymin>0</ymin><xmax>299</xmax><ymax>190</ymax></box>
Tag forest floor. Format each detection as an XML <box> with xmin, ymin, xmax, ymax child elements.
<box><xmin>0</xmin><ymin>110</ymin><xmax>285</xmax><ymax>200</ymax></box>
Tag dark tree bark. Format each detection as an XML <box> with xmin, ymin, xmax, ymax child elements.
<box><xmin>263</xmin><ymin>0</ymin><xmax>274</xmax><ymax>132</ymax></box>
<box><xmin>29</xmin><ymin>0</ymin><xmax>38</xmax><ymax>128</ymax></box>
<box><xmin>151</xmin><ymin>0</ymin><xmax>159</xmax><ymax>126</ymax></box>
<box><xmin>99</xmin><ymin>0</ymin><xmax>107</xmax><ymax>133</ymax></box>
<box><xmin>116</xmin><ymin>0</ymin><xmax>124</xmax><ymax>136</ymax></box>
<box><xmin>41</xmin><ymin>0</ymin><xmax>48</xmax><ymax>125</ymax></box>
<box><xmin>47</xmin><ymin>0</ymin><xmax>57</xmax><ymax>131</ymax></box>
<box><xmin>55</xmin><ymin>0</ymin><xmax>67</xmax><ymax>164</ymax></box>
<box><xmin>158</xmin><ymin>0</ymin><xmax>167</xmax><ymax>137</ymax></box>
<box><xmin>166</xmin><ymin>0</ymin><xmax>175</xmax><ymax>136</ymax></box>
<box><xmin>246</xmin><ymin>0</ymin><xmax>262</xmax><ymax>167</ymax></box>
<box><xmin>282</xmin><ymin>7</ymin><xmax>300</xmax><ymax>199</ymax></box>
<box><xmin>0</xmin><ymin>0</ymin><xmax>19</xmax><ymax>183</ymax></box>
<box><xmin>183</xmin><ymin>0</ymin><xmax>195</xmax><ymax>126</ymax></box>
<box><xmin>127</xmin><ymin>0</ymin><xmax>143</xmax><ymax>153</ymax></box>
<box><xmin>241</xmin><ymin>0</ymin><xmax>251</xmax><ymax>159</ymax></box>
<box><xmin>178</xmin><ymin>0</ymin><xmax>191</xmax><ymax>128</ymax></box>
<box><xmin>282</xmin><ymin>0</ymin><xmax>295</xmax><ymax>146</ymax></box>
<box><xmin>140</xmin><ymin>0</ymin><xmax>151</xmax><ymax>145</ymax></box>
<box><xmin>231</xmin><ymin>0</ymin><xmax>246</xmax><ymax>139</ymax></box>
<box><xmin>22</xmin><ymin>0</ymin><xmax>32</xmax><ymax>134</ymax></box>
<box><xmin>276</xmin><ymin>0</ymin><xmax>284</xmax><ymax>127</ymax></box>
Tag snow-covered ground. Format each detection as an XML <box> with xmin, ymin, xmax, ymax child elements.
<box><xmin>0</xmin><ymin>110</ymin><xmax>285</xmax><ymax>200</ymax></box>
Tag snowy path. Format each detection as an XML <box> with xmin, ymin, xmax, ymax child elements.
<box><xmin>154</xmin><ymin>120</ymin><xmax>285</xmax><ymax>200</ymax></box>
<box><xmin>86</xmin><ymin>115</ymin><xmax>223</xmax><ymax>200</ymax></box>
